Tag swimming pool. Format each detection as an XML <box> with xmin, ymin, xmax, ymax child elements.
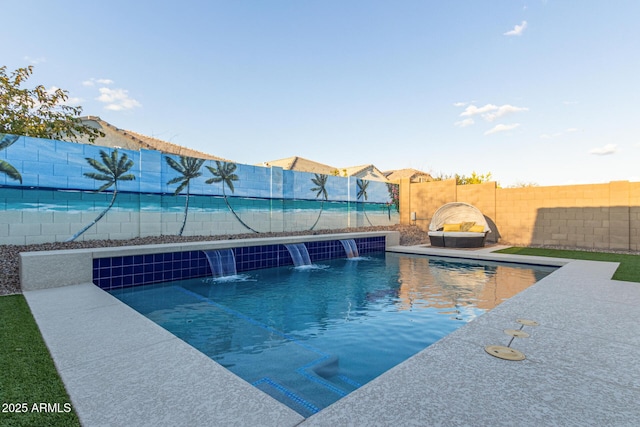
<box><xmin>110</xmin><ymin>251</ymin><xmax>555</xmax><ymax>417</ymax></box>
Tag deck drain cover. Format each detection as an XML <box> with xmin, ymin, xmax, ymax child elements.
<box><xmin>484</xmin><ymin>345</ymin><xmax>526</xmax><ymax>361</ymax></box>
<box><xmin>516</xmin><ymin>318</ymin><xmax>539</xmax><ymax>327</ymax></box>
<box><xmin>504</xmin><ymin>329</ymin><xmax>530</xmax><ymax>338</ymax></box>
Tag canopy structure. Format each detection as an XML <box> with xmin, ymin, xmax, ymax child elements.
<box><xmin>428</xmin><ymin>202</ymin><xmax>490</xmax><ymax>248</ymax></box>
<box><xmin>428</xmin><ymin>202</ymin><xmax>490</xmax><ymax>232</ymax></box>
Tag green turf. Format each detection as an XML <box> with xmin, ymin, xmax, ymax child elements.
<box><xmin>0</xmin><ymin>295</ymin><xmax>81</xmax><ymax>427</ymax></box>
<box><xmin>495</xmin><ymin>247</ymin><xmax>640</xmax><ymax>283</ymax></box>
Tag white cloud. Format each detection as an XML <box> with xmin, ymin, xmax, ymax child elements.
<box><xmin>540</xmin><ymin>128</ymin><xmax>579</xmax><ymax>139</ymax></box>
<box><xmin>453</xmin><ymin>102</ymin><xmax>468</xmax><ymax>107</ymax></box>
<box><xmin>454</xmin><ymin>118</ymin><xmax>475</xmax><ymax>128</ymax></box>
<box><xmin>482</xmin><ymin>104</ymin><xmax>529</xmax><ymax>122</ymax></box>
<box><xmin>42</xmin><ymin>86</ymin><xmax>83</xmax><ymax>106</ymax></box>
<box><xmin>96</xmin><ymin>88</ymin><xmax>141</xmax><ymax>111</ymax></box>
<box><xmin>23</xmin><ymin>56</ymin><xmax>46</xmax><ymax>64</ymax></box>
<box><xmin>45</xmin><ymin>86</ymin><xmax>61</xmax><ymax>95</ymax></box>
<box><xmin>589</xmin><ymin>144</ymin><xmax>617</xmax><ymax>155</ymax></box>
<box><xmin>484</xmin><ymin>123</ymin><xmax>520</xmax><ymax>135</ymax></box>
<box><xmin>83</xmin><ymin>78</ymin><xmax>115</xmax><ymax>87</ymax></box>
<box><xmin>460</xmin><ymin>103</ymin><xmax>528</xmax><ymax>122</ymax></box>
<box><xmin>460</xmin><ymin>104</ymin><xmax>498</xmax><ymax>117</ymax></box>
<box><xmin>504</xmin><ymin>20</ymin><xmax>528</xmax><ymax>36</ymax></box>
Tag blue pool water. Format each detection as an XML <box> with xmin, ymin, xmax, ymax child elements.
<box><xmin>110</xmin><ymin>252</ymin><xmax>555</xmax><ymax>417</ymax></box>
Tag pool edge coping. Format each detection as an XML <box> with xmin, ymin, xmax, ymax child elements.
<box><xmin>20</xmin><ymin>231</ymin><xmax>400</xmax><ymax>291</ymax></box>
<box><xmin>22</xmin><ymin>235</ymin><xmax>639</xmax><ymax>426</ymax></box>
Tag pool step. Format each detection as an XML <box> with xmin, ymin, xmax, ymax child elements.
<box><xmin>254</xmin><ymin>377</ymin><xmax>321</xmax><ymax>417</ymax></box>
<box><xmin>252</xmin><ymin>355</ymin><xmax>361</xmax><ymax>418</ymax></box>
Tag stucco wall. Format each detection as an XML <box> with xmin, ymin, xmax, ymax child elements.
<box><xmin>400</xmin><ymin>179</ymin><xmax>639</xmax><ymax>251</ymax></box>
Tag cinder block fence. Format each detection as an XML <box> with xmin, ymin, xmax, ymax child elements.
<box><xmin>400</xmin><ymin>179</ymin><xmax>639</xmax><ymax>251</ymax></box>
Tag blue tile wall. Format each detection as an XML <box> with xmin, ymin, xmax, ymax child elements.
<box><xmin>93</xmin><ymin>236</ymin><xmax>386</xmax><ymax>290</ymax></box>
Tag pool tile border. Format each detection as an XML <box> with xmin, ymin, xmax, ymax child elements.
<box><xmin>92</xmin><ymin>236</ymin><xmax>386</xmax><ymax>291</ymax></box>
<box><xmin>20</xmin><ymin>231</ymin><xmax>398</xmax><ymax>291</ymax></box>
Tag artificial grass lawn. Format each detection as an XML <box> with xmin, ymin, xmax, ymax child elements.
<box><xmin>495</xmin><ymin>247</ymin><xmax>640</xmax><ymax>283</ymax></box>
<box><xmin>0</xmin><ymin>295</ymin><xmax>80</xmax><ymax>427</ymax></box>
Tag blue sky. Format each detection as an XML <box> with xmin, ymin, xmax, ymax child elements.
<box><xmin>2</xmin><ymin>0</ymin><xmax>639</xmax><ymax>187</ymax></box>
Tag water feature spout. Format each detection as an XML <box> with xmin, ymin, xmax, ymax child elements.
<box><xmin>203</xmin><ymin>249</ymin><xmax>238</xmax><ymax>278</ymax></box>
<box><xmin>285</xmin><ymin>243</ymin><xmax>312</xmax><ymax>267</ymax></box>
<box><xmin>339</xmin><ymin>239</ymin><xmax>359</xmax><ymax>258</ymax></box>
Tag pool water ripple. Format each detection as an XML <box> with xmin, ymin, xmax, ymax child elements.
<box><xmin>110</xmin><ymin>252</ymin><xmax>555</xmax><ymax>417</ymax></box>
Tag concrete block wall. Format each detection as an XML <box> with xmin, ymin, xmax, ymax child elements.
<box><xmin>1</xmin><ymin>206</ymin><xmax>398</xmax><ymax>245</ymax></box>
<box><xmin>631</xmin><ymin>207</ymin><xmax>640</xmax><ymax>251</ymax></box>
<box><xmin>401</xmin><ymin>179</ymin><xmax>456</xmax><ymax>228</ymax></box>
<box><xmin>400</xmin><ymin>179</ymin><xmax>640</xmax><ymax>251</ymax></box>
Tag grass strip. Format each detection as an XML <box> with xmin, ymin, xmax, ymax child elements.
<box><xmin>0</xmin><ymin>295</ymin><xmax>81</xmax><ymax>427</ymax></box>
<box><xmin>495</xmin><ymin>247</ymin><xmax>640</xmax><ymax>283</ymax></box>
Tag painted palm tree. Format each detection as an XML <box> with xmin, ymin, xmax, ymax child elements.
<box><xmin>205</xmin><ymin>160</ymin><xmax>258</xmax><ymax>233</ymax></box>
<box><xmin>310</xmin><ymin>173</ymin><xmax>328</xmax><ymax>230</ymax></box>
<box><xmin>385</xmin><ymin>182</ymin><xmax>399</xmax><ymax>220</ymax></box>
<box><xmin>356</xmin><ymin>179</ymin><xmax>373</xmax><ymax>226</ymax></box>
<box><xmin>0</xmin><ymin>134</ymin><xmax>22</xmax><ymax>184</ymax></box>
<box><xmin>166</xmin><ymin>155</ymin><xmax>205</xmax><ymax>236</ymax></box>
<box><xmin>67</xmin><ymin>149</ymin><xmax>135</xmax><ymax>241</ymax></box>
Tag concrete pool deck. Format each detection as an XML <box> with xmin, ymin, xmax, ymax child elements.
<box><xmin>22</xmin><ymin>242</ymin><xmax>640</xmax><ymax>426</ymax></box>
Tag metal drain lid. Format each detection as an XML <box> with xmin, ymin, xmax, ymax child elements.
<box><xmin>504</xmin><ymin>329</ymin><xmax>530</xmax><ymax>338</ymax></box>
<box><xmin>516</xmin><ymin>318</ymin><xmax>539</xmax><ymax>327</ymax></box>
<box><xmin>484</xmin><ymin>345</ymin><xmax>526</xmax><ymax>361</ymax></box>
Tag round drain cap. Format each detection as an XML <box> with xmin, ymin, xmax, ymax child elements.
<box><xmin>516</xmin><ymin>318</ymin><xmax>539</xmax><ymax>327</ymax></box>
<box><xmin>504</xmin><ymin>329</ymin><xmax>530</xmax><ymax>338</ymax></box>
<box><xmin>484</xmin><ymin>345</ymin><xmax>526</xmax><ymax>361</ymax></box>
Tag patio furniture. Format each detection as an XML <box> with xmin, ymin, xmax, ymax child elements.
<box><xmin>427</xmin><ymin>202</ymin><xmax>491</xmax><ymax>248</ymax></box>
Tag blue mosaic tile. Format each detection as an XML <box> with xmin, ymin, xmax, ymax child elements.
<box><xmin>93</xmin><ymin>236</ymin><xmax>385</xmax><ymax>290</ymax></box>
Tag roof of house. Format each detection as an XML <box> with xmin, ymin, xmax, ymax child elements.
<box><xmin>342</xmin><ymin>164</ymin><xmax>389</xmax><ymax>182</ymax></box>
<box><xmin>75</xmin><ymin>116</ymin><xmax>232</xmax><ymax>161</ymax></box>
<box><xmin>383</xmin><ymin>168</ymin><xmax>433</xmax><ymax>182</ymax></box>
<box><xmin>73</xmin><ymin>118</ymin><xmax>428</xmax><ymax>180</ymax></box>
<box><xmin>262</xmin><ymin>156</ymin><xmax>338</xmax><ymax>175</ymax></box>
<box><xmin>261</xmin><ymin>157</ymin><xmax>390</xmax><ymax>181</ymax></box>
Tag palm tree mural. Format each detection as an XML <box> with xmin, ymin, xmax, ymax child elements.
<box><xmin>385</xmin><ymin>182</ymin><xmax>399</xmax><ymax>221</ymax></box>
<box><xmin>310</xmin><ymin>173</ymin><xmax>328</xmax><ymax>230</ymax></box>
<box><xmin>67</xmin><ymin>149</ymin><xmax>135</xmax><ymax>242</ymax></box>
<box><xmin>356</xmin><ymin>179</ymin><xmax>373</xmax><ymax>226</ymax></box>
<box><xmin>165</xmin><ymin>155</ymin><xmax>205</xmax><ymax>236</ymax></box>
<box><xmin>0</xmin><ymin>134</ymin><xmax>22</xmax><ymax>184</ymax></box>
<box><xmin>205</xmin><ymin>160</ymin><xmax>258</xmax><ymax>233</ymax></box>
